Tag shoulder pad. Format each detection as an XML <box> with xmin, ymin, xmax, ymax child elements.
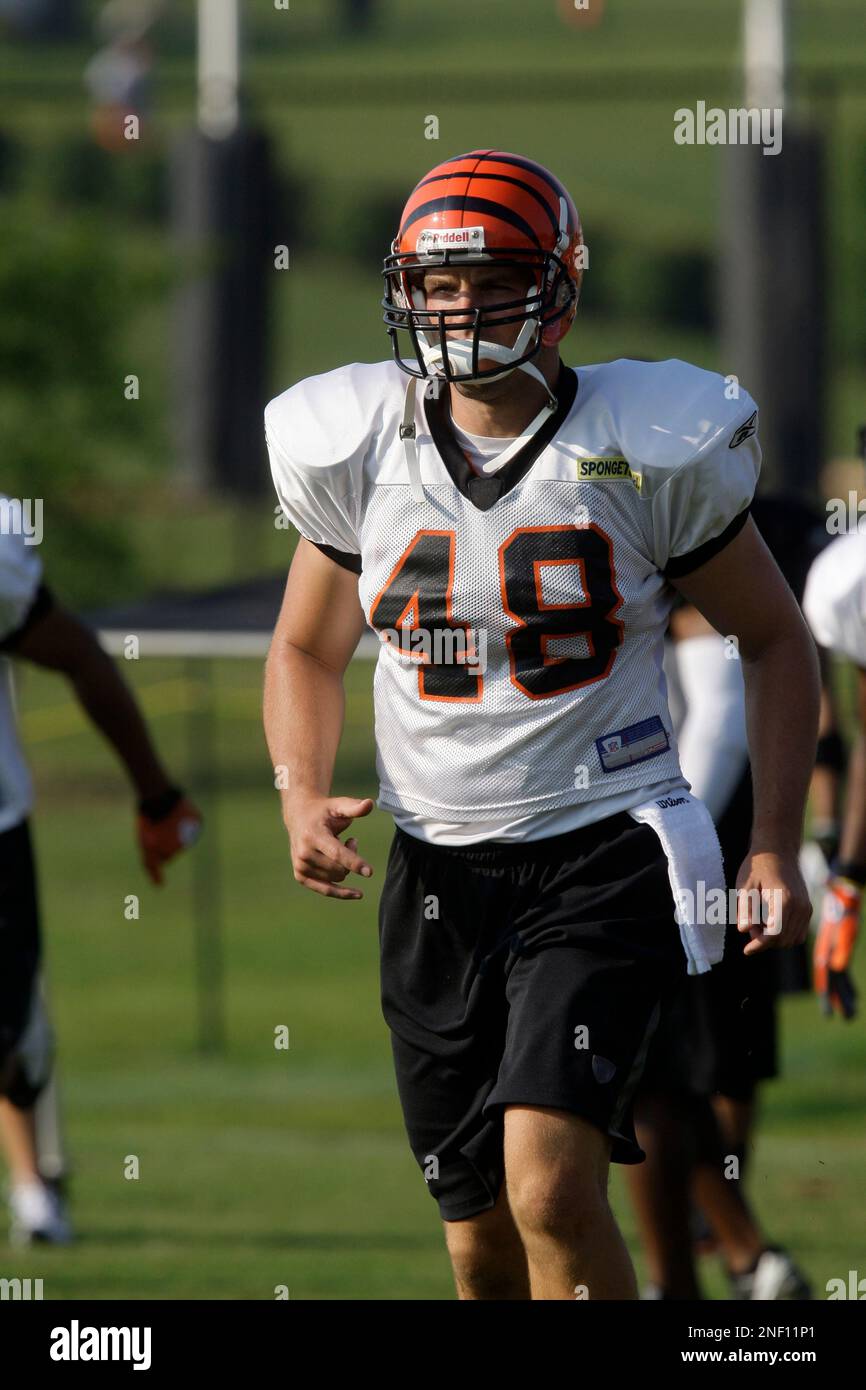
<box><xmin>264</xmin><ymin>360</ymin><xmax>406</xmax><ymax>475</ymax></box>
<box><xmin>577</xmin><ymin>359</ymin><xmax>757</xmax><ymax>496</ymax></box>
<box><xmin>808</xmin><ymin>532</ymin><xmax>866</xmax><ymax>602</ymax></box>
<box><xmin>803</xmin><ymin>532</ymin><xmax>866</xmax><ymax>661</ymax></box>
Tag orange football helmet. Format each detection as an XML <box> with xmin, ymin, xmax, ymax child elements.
<box><xmin>382</xmin><ymin>149</ymin><xmax>584</xmax><ymax>387</ymax></box>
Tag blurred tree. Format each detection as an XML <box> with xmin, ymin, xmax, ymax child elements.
<box><xmin>37</xmin><ymin>135</ymin><xmax>167</xmax><ymax>222</ymax></box>
<box><xmin>340</xmin><ymin>0</ymin><xmax>374</xmax><ymax>35</ymax></box>
<box><xmin>0</xmin><ymin>130</ymin><xmax>23</xmax><ymax>196</ymax></box>
<box><xmin>0</xmin><ymin>0</ymin><xmax>84</xmax><ymax>40</ymax></box>
<box><xmin>0</xmin><ymin>202</ymin><xmax>169</xmax><ymax>603</ymax></box>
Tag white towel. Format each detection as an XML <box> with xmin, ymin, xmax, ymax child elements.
<box><xmin>627</xmin><ymin>791</ymin><xmax>727</xmax><ymax>976</ymax></box>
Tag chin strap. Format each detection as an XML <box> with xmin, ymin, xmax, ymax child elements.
<box><xmin>400</xmin><ymin>377</ymin><xmax>426</xmax><ymax>504</ymax></box>
<box><xmin>410</xmin><ymin>275</ymin><xmax>556</xmax><ymax>403</ymax></box>
<box><xmin>478</xmin><ymin>386</ymin><xmax>557</xmax><ymax>476</ymax></box>
<box><xmin>400</xmin><ymin>360</ymin><xmax>558</xmax><ymax>503</ymax></box>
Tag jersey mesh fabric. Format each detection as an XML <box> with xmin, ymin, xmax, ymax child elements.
<box><xmin>266</xmin><ymin>356</ymin><xmax>760</xmax><ymax>827</ymax></box>
<box><xmin>359</xmin><ymin>474</ymin><xmax>681</xmax><ymax>820</ymax></box>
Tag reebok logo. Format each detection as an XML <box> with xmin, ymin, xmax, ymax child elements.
<box><xmin>656</xmin><ymin>796</ymin><xmax>688</xmax><ymax>809</ymax></box>
<box><xmin>49</xmin><ymin>1320</ymin><xmax>152</xmax><ymax>1371</ymax></box>
<box><xmin>729</xmin><ymin>410</ymin><xmax>758</xmax><ymax>449</ymax></box>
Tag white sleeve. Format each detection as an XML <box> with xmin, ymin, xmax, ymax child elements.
<box><xmin>802</xmin><ymin>570</ymin><xmax>838</xmax><ymax>653</ymax></box>
<box><xmin>654</xmin><ymin>417</ymin><xmax>760</xmax><ymax>576</ymax></box>
<box><xmin>803</xmin><ymin>539</ymin><xmax>866</xmax><ymax>667</ymax></box>
<box><xmin>674</xmin><ymin>634</ymin><xmax>749</xmax><ymax>821</ymax></box>
<box><xmin>662</xmin><ymin>637</ymin><xmax>686</xmax><ymax>736</ymax></box>
<box><xmin>591</xmin><ymin>360</ymin><xmax>761</xmax><ymax>573</ymax></box>
<box><xmin>265</xmin><ymin>402</ymin><xmax>361</xmax><ymax>557</ymax></box>
<box><xmin>0</xmin><ymin>527</ymin><xmax>43</xmax><ymax>643</ymax></box>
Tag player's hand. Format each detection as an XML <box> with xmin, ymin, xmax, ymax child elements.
<box><xmin>735</xmin><ymin>850</ymin><xmax>812</xmax><ymax>956</ymax></box>
<box><xmin>284</xmin><ymin>795</ymin><xmax>374</xmax><ymax>899</ymax></box>
<box><xmin>137</xmin><ymin>788</ymin><xmax>203</xmax><ymax>886</ymax></box>
<box><xmin>813</xmin><ymin>876</ymin><xmax>859</xmax><ymax>1020</ymax></box>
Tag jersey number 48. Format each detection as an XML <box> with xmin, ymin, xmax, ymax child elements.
<box><xmin>369</xmin><ymin>524</ymin><xmax>624</xmax><ymax>702</ymax></box>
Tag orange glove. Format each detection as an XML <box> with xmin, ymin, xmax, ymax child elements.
<box><xmin>813</xmin><ymin>876</ymin><xmax>860</xmax><ymax>1020</ymax></box>
<box><xmin>137</xmin><ymin>788</ymin><xmax>203</xmax><ymax>886</ymax></box>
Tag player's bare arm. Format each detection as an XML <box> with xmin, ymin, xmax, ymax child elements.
<box><xmin>833</xmin><ymin>668</ymin><xmax>866</xmax><ymax>868</ymax></box>
<box><xmin>11</xmin><ymin>604</ymin><xmax>175</xmax><ymax>800</ymax></box>
<box><xmin>8</xmin><ymin>602</ymin><xmax>202</xmax><ymax>884</ymax></box>
<box><xmin>807</xmin><ymin>663</ymin><xmax>866</xmax><ymax>1018</ymax></box>
<box><xmin>263</xmin><ymin>538</ymin><xmax>373</xmax><ymax>899</ymax></box>
<box><xmin>801</xmin><ymin>532</ymin><xmax>866</xmax><ymax>1017</ymax></box>
<box><xmin>809</xmin><ymin>652</ymin><xmax>844</xmax><ymax>850</ymax></box>
<box><xmin>670</xmin><ymin>517</ymin><xmax>819</xmax><ymax>954</ymax></box>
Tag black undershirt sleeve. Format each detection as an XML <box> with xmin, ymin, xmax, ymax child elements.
<box><xmin>310</xmin><ymin>542</ymin><xmax>362</xmax><ymax>575</ymax></box>
<box><xmin>662</xmin><ymin>505</ymin><xmax>751</xmax><ymax>580</ymax></box>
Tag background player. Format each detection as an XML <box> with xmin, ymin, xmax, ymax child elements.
<box><xmin>629</xmin><ymin>496</ymin><xmax>825</xmax><ymax>1299</ymax></box>
<box><xmin>0</xmin><ymin>505</ymin><xmax>202</xmax><ymax>1244</ymax></box>
<box><xmin>803</xmin><ymin>457</ymin><xmax>866</xmax><ymax>1022</ymax></box>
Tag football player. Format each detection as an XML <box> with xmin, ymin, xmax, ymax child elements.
<box><xmin>0</xmin><ymin>510</ymin><xmax>202</xmax><ymax>1243</ymax></box>
<box><xmin>802</xmin><ymin>511</ymin><xmax>866</xmax><ymax>1021</ymax></box>
<box><xmin>263</xmin><ymin>151</ymin><xmax>818</xmax><ymax>1300</ymax></box>
<box><xmin>630</xmin><ymin>495</ymin><xmax>825</xmax><ymax>1300</ymax></box>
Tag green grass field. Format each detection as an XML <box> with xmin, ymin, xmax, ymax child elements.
<box><xmin>2</xmin><ymin>653</ymin><xmax>864</xmax><ymax>1299</ymax></box>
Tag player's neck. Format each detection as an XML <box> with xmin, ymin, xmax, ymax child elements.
<box><xmin>447</xmin><ymin>352</ymin><xmax>561</xmax><ymax>439</ymax></box>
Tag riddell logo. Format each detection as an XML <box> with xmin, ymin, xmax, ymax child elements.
<box><xmin>417</xmin><ymin>226</ymin><xmax>485</xmax><ymax>253</ymax></box>
<box><xmin>656</xmin><ymin>796</ymin><xmax>688</xmax><ymax>809</ymax></box>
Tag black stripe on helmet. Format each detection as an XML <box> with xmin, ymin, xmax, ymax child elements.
<box><xmin>466</xmin><ymin>152</ymin><xmax>566</xmax><ymax>209</ymax></box>
<box><xmin>401</xmin><ymin>196</ymin><xmax>543</xmax><ymax>249</ymax></box>
<box><xmin>410</xmin><ymin>171</ymin><xmax>559</xmax><ymax>239</ymax></box>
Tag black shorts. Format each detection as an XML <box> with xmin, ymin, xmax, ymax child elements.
<box><xmin>639</xmin><ymin>927</ymin><xmax>779</xmax><ymax>1104</ymax></box>
<box><xmin>0</xmin><ymin>819</ymin><xmax>42</xmax><ymax>1101</ymax></box>
<box><xmin>378</xmin><ymin>813</ymin><xmax>687</xmax><ymax>1222</ymax></box>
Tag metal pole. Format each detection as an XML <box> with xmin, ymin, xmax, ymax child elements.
<box><xmin>721</xmin><ymin>0</ymin><xmax>824</xmax><ymax>500</ymax></box>
<box><xmin>197</xmin><ymin>0</ymin><xmax>240</xmax><ymax>141</ymax></box>
<box><xmin>171</xmin><ymin>0</ymin><xmax>272</xmax><ymax>499</ymax></box>
<box><xmin>187</xmin><ymin>656</ymin><xmax>226</xmax><ymax>1052</ymax></box>
<box><xmin>743</xmin><ymin>0</ymin><xmax>787</xmax><ymax>109</ymax></box>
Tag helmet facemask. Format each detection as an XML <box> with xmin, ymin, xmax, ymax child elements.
<box><xmin>382</xmin><ymin>247</ymin><xmax>577</xmax><ymax>387</ymax></box>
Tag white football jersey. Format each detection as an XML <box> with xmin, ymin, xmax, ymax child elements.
<box><xmin>0</xmin><ymin>521</ymin><xmax>42</xmax><ymax>832</ymax></box>
<box><xmin>803</xmin><ymin>532</ymin><xmax>866</xmax><ymax>667</ymax></box>
<box><xmin>266</xmin><ymin>357</ymin><xmax>760</xmax><ymax>827</ymax></box>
